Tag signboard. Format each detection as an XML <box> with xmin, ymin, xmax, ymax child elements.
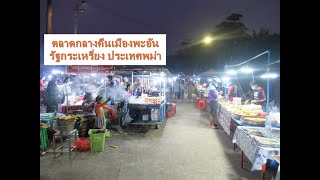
<box><xmin>65</xmin><ymin>65</ymin><xmax>114</xmax><ymax>74</ymax></box>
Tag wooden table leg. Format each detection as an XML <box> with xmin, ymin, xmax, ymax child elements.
<box><xmin>241</xmin><ymin>151</ymin><xmax>244</xmax><ymax>168</ymax></box>
<box><xmin>261</xmin><ymin>163</ymin><xmax>267</xmax><ymax>180</ymax></box>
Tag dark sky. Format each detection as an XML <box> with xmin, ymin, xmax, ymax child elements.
<box><xmin>40</xmin><ymin>0</ymin><xmax>279</xmax><ymax>55</ymax></box>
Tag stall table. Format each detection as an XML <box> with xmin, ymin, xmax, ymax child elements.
<box><xmin>217</xmin><ymin>103</ymin><xmax>280</xmax><ymax>139</ymax></box>
<box><xmin>53</xmin><ymin>129</ymin><xmax>77</xmax><ymax>159</ymax></box>
<box><xmin>217</xmin><ymin>103</ymin><xmax>234</xmax><ymax>136</ymax></box>
<box><xmin>232</xmin><ymin>126</ymin><xmax>280</xmax><ymax>180</ymax></box>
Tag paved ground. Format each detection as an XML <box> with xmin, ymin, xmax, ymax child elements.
<box><xmin>40</xmin><ymin>96</ymin><xmax>273</xmax><ymax>180</ymax></box>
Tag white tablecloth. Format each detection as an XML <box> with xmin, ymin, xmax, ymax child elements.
<box><xmin>232</xmin><ymin>126</ymin><xmax>280</xmax><ymax>171</ymax></box>
<box><xmin>218</xmin><ymin>105</ymin><xmax>232</xmax><ymax>136</ymax></box>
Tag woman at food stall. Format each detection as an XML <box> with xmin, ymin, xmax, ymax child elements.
<box><xmin>208</xmin><ymin>85</ymin><xmax>219</xmax><ymax>129</ymax></box>
<box><xmin>82</xmin><ymin>92</ymin><xmax>95</xmax><ymax>116</ymax></box>
<box><xmin>79</xmin><ymin>92</ymin><xmax>96</xmax><ymax>137</ymax></box>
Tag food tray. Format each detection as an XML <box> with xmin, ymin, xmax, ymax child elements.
<box><xmin>232</xmin><ymin>114</ymin><xmax>241</xmax><ymax>120</ymax></box>
<box><xmin>240</xmin><ymin>117</ymin><xmax>265</xmax><ymax>127</ymax></box>
<box><xmin>40</xmin><ymin>113</ymin><xmax>65</xmax><ymax>121</ymax></box>
<box><xmin>252</xmin><ymin>135</ymin><xmax>280</xmax><ymax>148</ymax></box>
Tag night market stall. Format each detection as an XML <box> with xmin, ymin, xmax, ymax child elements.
<box><xmin>215</xmin><ymin>51</ymin><xmax>280</xmax><ymax>180</ymax></box>
<box><xmin>113</xmin><ymin>66</ymin><xmax>171</xmax><ymax>129</ymax></box>
<box><xmin>62</xmin><ymin>65</ymin><xmax>115</xmax><ymax>114</ymax></box>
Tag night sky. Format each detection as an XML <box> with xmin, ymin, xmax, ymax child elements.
<box><xmin>40</xmin><ymin>0</ymin><xmax>279</xmax><ymax>55</ymax></box>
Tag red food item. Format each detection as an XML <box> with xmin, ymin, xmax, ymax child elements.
<box><xmin>259</xmin><ymin>112</ymin><xmax>267</xmax><ymax>118</ymax></box>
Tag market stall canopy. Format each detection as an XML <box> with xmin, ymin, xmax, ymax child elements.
<box><xmin>198</xmin><ymin>68</ymin><xmax>222</xmax><ymax>77</ymax></box>
<box><xmin>65</xmin><ymin>65</ymin><xmax>114</xmax><ymax>75</ymax></box>
<box><xmin>114</xmin><ymin>65</ymin><xmax>173</xmax><ymax>77</ymax></box>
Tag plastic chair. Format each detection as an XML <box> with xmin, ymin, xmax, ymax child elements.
<box><xmin>166</xmin><ymin>111</ymin><xmax>172</xmax><ymax>118</ymax></box>
<box><xmin>196</xmin><ymin>97</ymin><xmax>201</xmax><ymax>106</ymax></box>
<box><xmin>172</xmin><ymin>103</ymin><xmax>176</xmax><ymax>115</ymax></box>
<box><xmin>198</xmin><ymin>99</ymin><xmax>206</xmax><ymax>110</ymax></box>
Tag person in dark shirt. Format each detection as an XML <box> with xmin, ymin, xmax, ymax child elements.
<box><xmin>46</xmin><ymin>76</ymin><xmax>60</xmax><ymax>112</ymax></box>
<box><xmin>106</xmin><ymin>75</ymin><xmax>114</xmax><ymax>88</ymax></box>
<box><xmin>245</xmin><ymin>81</ymin><xmax>266</xmax><ymax>108</ymax></box>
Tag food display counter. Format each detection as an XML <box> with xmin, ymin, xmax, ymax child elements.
<box><xmin>232</xmin><ymin>126</ymin><xmax>280</xmax><ymax>180</ymax></box>
<box><xmin>120</xmin><ymin>96</ymin><xmax>166</xmax><ymax>129</ymax></box>
<box><xmin>217</xmin><ymin>101</ymin><xmax>280</xmax><ymax>137</ymax></box>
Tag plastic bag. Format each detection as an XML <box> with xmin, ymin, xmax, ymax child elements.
<box><xmin>75</xmin><ymin>137</ymin><xmax>90</xmax><ymax>152</ymax></box>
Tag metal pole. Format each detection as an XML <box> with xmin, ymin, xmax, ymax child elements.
<box><xmin>251</xmin><ymin>71</ymin><xmax>255</xmax><ymax>83</ymax></box>
<box><xmin>224</xmin><ymin>65</ymin><xmax>227</xmax><ymax>101</ymax></box>
<box><xmin>266</xmin><ymin>50</ymin><xmax>271</xmax><ymax>113</ymax></box>
<box><xmin>131</xmin><ymin>72</ymin><xmax>134</xmax><ymax>95</ymax></box>
<box><xmin>74</xmin><ymin>4</ymin><xmax>79</xmax><ymax>34</ymax></box>
<box><xmin>224</xmin><ymin>82</ymin><xmax>227</xmax><ymax>101</ymax></box>
<box><xmin>47</xmin><ymin>0</ymin><xmax>52</xmax><ymax>34</ymax></box>
<box><xmin>104</xmin><ymin>75</ymin><xmax>107</xmax><ymax>97</ymax></box>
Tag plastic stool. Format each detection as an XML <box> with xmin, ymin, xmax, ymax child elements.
<box><xmin>196</xmin><ymin>97</ymin><xmax>201</xmax><ymax>106</ymax></box>
<box><xmin>172</xmin><ymin>103</ymin><xmax>176</xmax><ymax>115</ymax></box>
<box><xmin>198</xmin><ymin>99</ymin><xmax>206</xmax><ymax>110</ymax></box>
<box><xmin>40</xmin><ymin>128</ymin><xmax>49</xmax><ymax>151</ymax></box>
<box><xmin>166</xmin><ymin>111</ymin><xmax>172</xmax><ymax>118</ymax></box>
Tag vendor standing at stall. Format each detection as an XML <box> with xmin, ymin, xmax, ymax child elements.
<box><xmin>226</xmin><ymin>81</ymin><xmax>235</xmax><ymax>102</ymax></box>
<box><xmin>61</xmin><ymin>77</ymin><xmax>72</xmax><ymax>104</ymax></box>
<box><xmin>107</xmin><ymin>75</ymin><xmax>114</xmax><ymax>88</ymax></box>
<box><xmin>46</xmin><ymin>76</ymin><xmax>60</xmax><ymax>112</ymax></box>
<box><xmin>79</xmin><ymin>92</ymin><xmax>96</xmax><ymax>137</ymax></box>
<box><xmin>40</xmin><ymin>76</ymin><xmax>46</xmax><ymax>100</ymax></box>
<box><xmin>245</xmin><ymin>81</ymin><xmax>266</xmax><ymax>109</ymax></box>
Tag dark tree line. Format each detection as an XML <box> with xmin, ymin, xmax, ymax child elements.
<box><xmin>167</xmin><ymin>13</ymin><xmax>280</xmax><ymax>75</ymax></box>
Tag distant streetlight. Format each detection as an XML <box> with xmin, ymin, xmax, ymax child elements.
<box><xmin>74</xmin><ymin>0</ymin><xmax>87</xmax><ymax>34</ymax></box>
<box><xmin>203</xmin><ymin>36</ymin><xmax>213</xmax><ymax>44</ymax></box>
<box><xmin>47</xmin><ymin>0</ymin><xmax>52</xmax><ymax>34</ymax></box>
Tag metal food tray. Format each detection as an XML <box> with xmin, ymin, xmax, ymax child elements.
<box><xmin>253</xmin><ymin>138</ymin><xmax>280</xmax><ymax>148</ymax></box>
<box><xmin>40</xmin><ymin>113</ymin><xmax>65</xmax><ymax>121</ymax></box>
<box><xmin>240</xmin><ymin>118</ymin><xmax>265</xmax><ymax>127</ymax></box>
<box><xmin>242</xmin><ymin>128</ymin><xmax>280</xmax><ymax>148</ymax></box>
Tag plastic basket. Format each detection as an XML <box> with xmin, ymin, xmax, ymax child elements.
<box><xmin>88</xmin><ymin>129</ymin><xmax>106</xmax><ymax>152</ymax></box>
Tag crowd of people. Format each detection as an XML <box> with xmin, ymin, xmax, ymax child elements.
<box><xmin>172</xmin><ymin>79</ymin><xmax>195</xmax><ymax>103</ymax></box>
<box><xmin>206</xmin><ymin>80</ymin><xmax>267</xmax><ymax>129</ymax></box>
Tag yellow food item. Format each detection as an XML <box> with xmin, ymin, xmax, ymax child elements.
<box><xmin>59</xmin><ymin>115</ymin><xmax>73</xmax><ymax>120</ymax></box>
<box><xmin>241</xmin><ymin>116</ymin><xmax>266</xmax><ymax>123</ymax></box>
<box><xmin>71</xmin><ymin>115</ymin><xmax>83</xmax><ymax>120</ymax></box>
